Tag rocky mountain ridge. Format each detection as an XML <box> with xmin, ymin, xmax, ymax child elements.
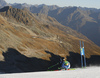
<box><xmin>9</xmin><ymin>3</ymin><xmax>100</xmax><ymax>46</ymax></box>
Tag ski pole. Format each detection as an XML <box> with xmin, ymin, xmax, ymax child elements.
<box><xmin>48</xmin><ymin>63</ymin><xmax>59</xmax><ymax>69</ymax></box>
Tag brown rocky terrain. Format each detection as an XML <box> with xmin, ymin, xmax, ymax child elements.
<box><xmin>0</xmin><ymin>6</ymin><xmax>100</xmax><ymax>73</ymax></box>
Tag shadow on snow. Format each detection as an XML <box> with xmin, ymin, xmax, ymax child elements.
<box><xmin>0</xmin><ymin>49</ymin><xmax>100</xmax><ymax>73</ymax></box>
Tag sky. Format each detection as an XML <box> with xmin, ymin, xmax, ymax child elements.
<box><xmin>5</xmin><ymin>0</ymin><xmax>100</xmax><ymax>9</ymax></box>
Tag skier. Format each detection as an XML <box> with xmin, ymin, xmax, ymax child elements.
<box><xmin>61</xmin><ymin>58</ymin><xmax>70</xmax><ymax>70</ymax></box>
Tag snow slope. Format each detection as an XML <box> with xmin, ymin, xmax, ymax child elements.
<box><xmin>0</xmin><ymin>66</ymin><xmax>100</xmax><ymax>78</ymax></box>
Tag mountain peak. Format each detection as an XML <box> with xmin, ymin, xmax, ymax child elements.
<box><xmin>0</xmin><ymin>6</ymin><xmax>36</xmax><ymax>26</ymax></box>
<box><xmin>0</xmin><ymin>6</ymin><xmax>12</xmax><ymax>12</ymax></box>
<box><xmin>0</xmin><ymin>0</ymin><xmax>9</xmax><ymax>8</ymax></box>
<box><xmin>0</xmin><ymin>0</ymin><xmax>6</xmax><ymax>4</ymax></box>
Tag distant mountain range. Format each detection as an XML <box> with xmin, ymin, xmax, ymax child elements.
<box><xmin>8</xmin><ymin>3</ymin><xmax>100</xmax><ymax>46</ymax></box>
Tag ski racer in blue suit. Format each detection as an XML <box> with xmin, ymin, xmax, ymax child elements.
<box><xmin>61</xmin><ymin>58</ymin><xmax>70</xmax><ymax>70</ymax></box>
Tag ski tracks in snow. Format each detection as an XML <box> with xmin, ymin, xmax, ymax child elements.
<box><xmin>0</xmin><ymin>66</ymin><xmax>100</xmax><ymax>78</ymax></box>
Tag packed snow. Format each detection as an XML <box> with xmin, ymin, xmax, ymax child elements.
<box><xmin>0</xmin><ymin>66</ymin><xmax>100</xmax><ymax>78</ymax></box>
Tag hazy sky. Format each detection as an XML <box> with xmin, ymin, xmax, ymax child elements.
<box><xmin>5</xmin><ymin>0</ymin><xmax>100</xmax><ymax>9</ymax></box>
